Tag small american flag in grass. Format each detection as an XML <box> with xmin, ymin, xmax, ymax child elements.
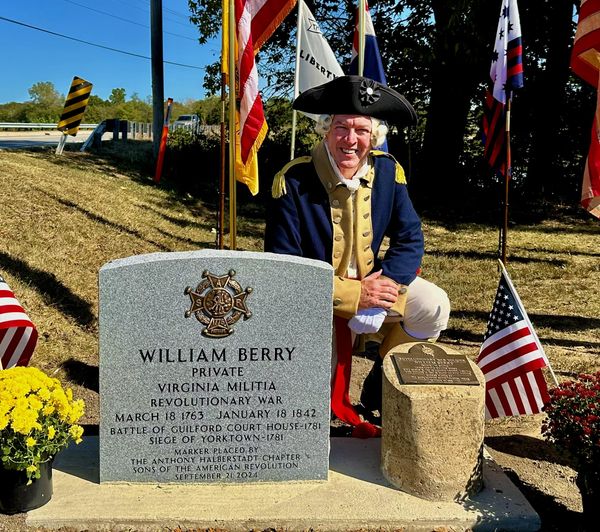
<box><xmin>476</xmin><ymin>264</ymin><xmax>550</xmax><ymax>419</ymax></box>
<box><xmin>0</xmin><ymin>275</ymin><xmax>38</xmax><ymax>369</ymax></box>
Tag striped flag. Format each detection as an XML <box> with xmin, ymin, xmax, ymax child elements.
<box><xmin>348</xmin><ymin>1</ymin><xmax>388</xmax><ymax>150</ymax></box>
<box><xmin>476</xmin><ymin>265</ymin><xmax>550</xmax><ymax>419</ymax></box>
<box><xmin>348</xmin><ymin>1</ymin><xmax>387</xmax><ymax>85</ymax></box>
<box><xmin>482</xmin><ymin>0</ymin><xmax>524</xmax><ymax>175</ymax></box>
<box><xmin>0</xmin><ymin>275</ymin><xmax>38</xmax><ymax>370</ymax></box>
<box><xmin>571</xmin><ymin>0</ymin><xmax>600</xmax><ymax>218</ymax></box>
<box><xmin>233</xmin><ymin>0</ymin><xmax>296</xmax><ymax>195</ymax></box>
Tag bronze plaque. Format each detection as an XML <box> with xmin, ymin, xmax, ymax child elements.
<box><xmin>391</xmin><ymin>343</ymin><xmax>479</xmax><ymax>386</ymax></box>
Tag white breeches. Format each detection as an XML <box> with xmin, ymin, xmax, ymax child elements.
<box><xmin>401</xmin><ymin>276</ymin><xmax>450</xmax><ymax>339</ymax></box>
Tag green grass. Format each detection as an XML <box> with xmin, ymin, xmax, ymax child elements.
<box><xmin>1</xmin><ymin>146</ymin><xmax>599</xmax><ymax>425</ymax></box>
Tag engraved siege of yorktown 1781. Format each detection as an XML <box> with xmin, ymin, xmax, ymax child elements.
<box><xmin>99</xmin><ymin>250</ymin><xmax>333</xmax><ymax>484</ymax></box>
<box><xmin>184</xmin><ymin>269</ymin><xmax>252</xmax><ymax>338</ymax></box>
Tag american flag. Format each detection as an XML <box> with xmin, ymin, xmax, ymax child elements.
<box><xmin>571</xmin><ymin>0</ymin><xmax>600</xmax><ymax>218</ymax></box>
<box><xmin>0</xmin><ymin>275</ymin><xmax>38</xmax><ymax>369</ymax></box>
<box><xmin>476</xmin><ymin>265</ymin><xmax>550</xmax><ymax>419</ymax></box>
<box><xmin>233</xmin><ymin>0</ymin><xmax>296</xmax><ymax>195</ymax></box>
<box><xmin>482</xmin><ymin>0</ymin><xmax>524</xmax><ymax>175</ymax></box>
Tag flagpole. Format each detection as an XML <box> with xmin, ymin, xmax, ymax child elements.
<box><xmin>497</xmin><ymin>260</ymin><xmax>560</xmax><ymax>387</ymax></box>
<box><xmin>501</xmin><ymin>94</ymin><xmax>512</xmax><ymax>265</ymax></box>
<box><xmin>218</xmin><ymin>1</ymin><xmax>228</xmax><ymax>250</ymax></box>
<box><xmin>228</xmin><ymin>0</ymin><xmax>237</xmax><ymax>250</ymax></box>
<box><xmin>290</xmin><ymin>0</ymin><xmax>303</xmax><ymax>161</ymax></box>
<box><xmin>358</xmin><ymin>0</ymin><xmax>366</xmax><ymax>76</ymax></box>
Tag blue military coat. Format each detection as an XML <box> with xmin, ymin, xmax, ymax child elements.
<box><xmin>265</xmin><ymin>141</ymin><xmax>424</xmax><ymax>319</ymax></box>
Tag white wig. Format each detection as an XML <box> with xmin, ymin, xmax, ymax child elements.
<box><xmin>315</xmin><ymin>114</ymin><xmax>389</xmax><ymax>149</ymax></box>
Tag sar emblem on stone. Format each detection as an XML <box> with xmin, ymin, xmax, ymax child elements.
<box><xmin>184</xmin><ymin>270</ymin><xmax>252</xmax><ymax>338</ymax></box>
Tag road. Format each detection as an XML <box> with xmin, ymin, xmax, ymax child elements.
<box><xmin>0</xmin><ymin>130</ymin><xmax>97</xmax><ymax>150</ymax></box>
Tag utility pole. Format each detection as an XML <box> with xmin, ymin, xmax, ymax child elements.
<box><xmin>150</xmin><ymin>0</ymin><xmax>164</xmax><ymax>158</ymax></box>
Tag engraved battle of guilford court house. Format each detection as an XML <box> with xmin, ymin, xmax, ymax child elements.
<box><xmin>99</xmin><ymin>251</ymin><xmax>333</xmax><ymax>483</ymax></box>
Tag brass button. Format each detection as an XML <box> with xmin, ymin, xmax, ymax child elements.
<box><xmin>399</xmin><ymin>287</ymin><xmax>407</xmax><ymax>295</ymax></box>
<box><xmin>367</xmin><ymin>259</ymin><xmax>373</xmax><ymax>265</ymax></box>
<box><xmin>334</xmin><ymin>235</ymin><xmax>343</xmax><ymax>241</ymax></box>
<box><xmin>333</xmin><ymin>298</ymin><xmax>342</xmax><ymax>306</ymax></box>
<box><xmin>332</xmin><ymin>199</ymin><xmax>340</xmax><ymax>207</ymax></box>
<box><xmin>363</xmin><ymin>213</ymin><xmax>369</xmax><ymax>219</ymax></box>
<box><xmin>327</xmin><ymin>182</ymin><xmax>333</xmax><ymax>189</ymax></box>
<box><xmin>333</xmin><ymin>216</ymin><xmax>341</xmax><ymax>224</ymax></box>
<box><xmin>333</xmin><ymin>251</ymin><xmax>341</xmax><ymax>258</ymax></box>
<box><xmin>362</xmin><ymin>231</ymin><xmax>370</xmax><ymax>237</ymax></box>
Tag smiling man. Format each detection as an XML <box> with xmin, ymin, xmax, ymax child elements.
<box><xmin>264</xmin><ymin>76</ymin><xmax>449</xmax><ymax>436</ymax></box>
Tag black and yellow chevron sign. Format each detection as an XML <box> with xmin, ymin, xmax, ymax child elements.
<box><xmin>57</xmin><ymin>76</ymin><xmax>93</xmax><ymax>136</ymax></box>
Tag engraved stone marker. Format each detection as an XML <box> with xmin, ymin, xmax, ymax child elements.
<box><xmin>99</xmin><ymin>251</ymin><xmax>333</xmax><ymax>483</ymax></box>
<box><xmin>381</xmin><ymin>342</ymin><xmax>485</xmax><ymax>501</ymax></box>
<box><xmin>391</xmin><ymin>343</ymin><xmax>479</xmax><ymax>385</ymax></box>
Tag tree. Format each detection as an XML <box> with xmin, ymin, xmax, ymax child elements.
<box><xmin>109</xmin><ymin>88</ymin><xmax>127</xmax><ymax>105</ymax></box>
<box><xmin>28</xmin><ymin>82</ymin><xmax>62</xmax><ymax>106</ymax></box>
<box><xmin>188</xmin><ymin>0</ymin><xmax>588</xmax><ymax>209</ymax></box>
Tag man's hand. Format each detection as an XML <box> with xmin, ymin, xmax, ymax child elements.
<box><xmin>359</xmin><ymin>270</ymin><xmax>399</xmax><ymax>310</ymax></box>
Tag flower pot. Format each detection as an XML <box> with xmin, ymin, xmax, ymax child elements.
<box><xmin>0</xmin><ymin>459</ymin><xmax>53</xmax><ymax>515</ymax></box>
<box><xmin>576</xmin><ymin>469</ymin><xmax>600</xmax><ymax>529</ymax></box>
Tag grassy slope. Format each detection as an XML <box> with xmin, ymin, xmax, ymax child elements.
<box><xmin>0</xmin><ymin>147</ymin><xmax>599</xmax><ymax>423</ymax></box>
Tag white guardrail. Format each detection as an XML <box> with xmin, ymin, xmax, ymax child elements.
<box><xmin>0</xmin><ymin>122</ymin><xmax>99</xmax><ymax>130</ymax></box>
<box><xmin>0</xmin><ymin>122</ymin><xmax>218</xmax><ymax>136</ymax></box>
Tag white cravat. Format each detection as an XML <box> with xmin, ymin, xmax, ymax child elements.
<box><xmin>324</xmin><ymin>144</ymin><xmax>370</xmax><ymax>193</ymax></box>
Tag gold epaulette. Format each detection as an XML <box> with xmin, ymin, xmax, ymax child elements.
<box><xmin>371</xmin><ymin>150</ymin><xmax>407</xmax><ymax>185</ymax></box>
<box><xmin>271</xmin><ymin>156</ymin><xmax>312</xmax><ymax>198</ymax></box>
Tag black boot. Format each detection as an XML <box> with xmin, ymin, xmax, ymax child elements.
<box><xmin>360</xmin><ymin>356</ymin><xmax>383</xmax><ymax>413</ymax></box>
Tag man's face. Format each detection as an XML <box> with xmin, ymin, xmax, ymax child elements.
<box><xmin>325</xmin><ymin>115</ymin><xmax>372</xmax><ymax>178</ymax></box>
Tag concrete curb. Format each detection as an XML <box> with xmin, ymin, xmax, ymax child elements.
<box><xmin>27</xmin><ymin>437</ymin><xmax>540</xmax><ymax>531</ymax></box>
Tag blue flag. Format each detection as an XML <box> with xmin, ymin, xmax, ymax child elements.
<box><xmin>348</xmin><ymin>3</ymin><xmax>388</xmax><ymax>151</ymax></box>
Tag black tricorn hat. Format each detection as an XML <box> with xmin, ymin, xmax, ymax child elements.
<box><xmin>293</xmin><ymin>75</ymin><xmax>417</xmax><ymax>126</ymax></box>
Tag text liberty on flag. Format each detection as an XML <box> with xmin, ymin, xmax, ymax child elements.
<box><xmin>476</xmin><ymin>269</ymin><xmax>549</xmax><ymax>419</ymax></box>
<box><xmin>0</xmin><ymin>275</ymin><xmax>38</xmax><ymax>369</ymax></box>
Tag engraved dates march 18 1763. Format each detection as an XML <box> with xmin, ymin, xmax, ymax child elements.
<box><xmin>99</xmin><ymin>252</ymin><xmax>332</xmax><ymax>483</ymax></box>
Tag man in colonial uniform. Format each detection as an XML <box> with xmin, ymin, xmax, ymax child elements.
<box><xmin>264</xmin><ymin>76</ymin><xmax>449</xmax><ymax>436</ymax></box>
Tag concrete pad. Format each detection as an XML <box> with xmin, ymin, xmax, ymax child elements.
<box><xmin>27</xmin><ymin>437</ymin><xmax>540</xmax><ymax>531</ymax></box>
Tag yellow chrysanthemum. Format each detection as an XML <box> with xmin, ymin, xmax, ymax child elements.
<box><xmin>1</xmin><ymin>366</ymin><xmax>86</xmax><ymax>481</ymax></box>
<box><xmin>69</xmin><ymin>425</ymin><xmax>84</xmax><ymax>444</ymax></box>
<box><xmin>28</xmin><ymin>395</ymin><xmax>43</xmax><ymax>411</ymax></box>
<box><xmin>67</xmin><ymin>400</ymin><xmax>85</xmax><ymax>424</ymax></box>
<box><xmin>11</xmin><ymin>409</ymin><xmax>41</xmax><ymax>434</ymax></box>
<box><xmin>37</xmin><ymin>387</ymin><xmax>51</xmax><ymax>401</ymax></box>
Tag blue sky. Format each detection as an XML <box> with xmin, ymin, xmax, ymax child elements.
<box><xmin>0</xmin><ymin>0</ymin><xmax>219</xmax><ymax>103</ymax></box>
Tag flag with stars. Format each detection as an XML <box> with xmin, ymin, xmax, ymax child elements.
<box><xmin>0</xmin><ymin>275</ymin><xmax>38</xmax><ymax>370</ymax></box>
<box><xmin>482</xmin><ymin>0</ymin><xmax>523</xmax><ymax>175</ymax></box>
<box><xmin>476</xmin><ymin>264</ymin><xmax>550</xmax><ymax>419</ymax></box>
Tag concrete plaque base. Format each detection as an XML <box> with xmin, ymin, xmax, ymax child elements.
<box><xmin>381</xmin><ymin>342</ymin><xmax>486</xmax><ymax>501</ymax></box>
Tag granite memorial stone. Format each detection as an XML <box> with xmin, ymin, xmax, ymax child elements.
<box><xmin>99</xmin><ymin>250</ymin><xmax>333</xmax><ymax>483</ymax></box>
